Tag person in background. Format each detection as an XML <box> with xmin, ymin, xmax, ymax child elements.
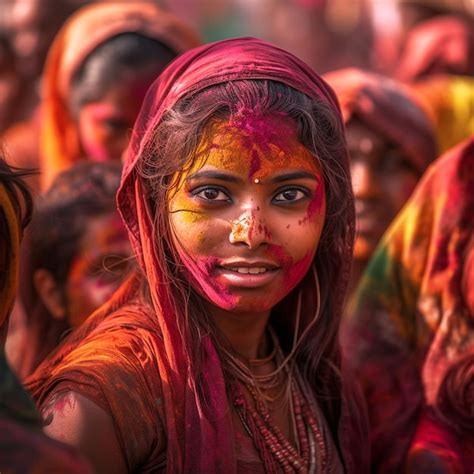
<box><xmin>8</xmin><ymin>161</ymin><xmax>132</xmax><ymax>380</ymax></box>
<box><xmin>324</xmin><ymin>68</ymin><xmax>438</xmax><ymax>294</ymax></box>
<box><xmin>0</xmin><ymin>156</ymin><xmax>90</xmax><ymax>473</ymax></box>
<box><xmin>27</xmin><ymin>38</ymin><xmax>369</xmax><ymax>473</ymax></box>
<box><xmin>3</xmin><ymin>1</ymin><xmax>199</xmax><ymax>192</ymax></box>
<box><xmin>410</xmin><ymin>75</ymin><xmax>474</xmax><ymax>154</ymax></box>
<box><xmin>344</xmin><ymin>138</ymin><xmax>474</xmax><ymax>472</ymax></box>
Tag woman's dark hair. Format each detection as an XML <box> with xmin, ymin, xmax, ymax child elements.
<box><xmin>0</xmin><ymin>156</ymin><xmax>34</xmax><ymax>295</ymax></box>
<box><xmin>0</xmin><ymin>157</ymin><xmax>34</xmax><ymax>233</ymax></box>
<box><xmin>29</xmin><ymin>161</ymin><xmax>122</xmax><ymax>284</ymax></box>
<box><xmin>137</xmin><ymin>79</ymin><xmax>354</xmax><ymax>431</ymax></box>
<box><xmin>70</xmin><ymin>32</ymin><xmax>176</xmax><ymax>115</ymax></box>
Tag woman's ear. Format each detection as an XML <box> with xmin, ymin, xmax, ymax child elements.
<box><xmin>33</xmin><ymin>269</ymin><xmax>67</xmax><ymax>321</ymax></box>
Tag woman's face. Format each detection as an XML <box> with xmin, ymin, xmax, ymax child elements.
<box><xmin>76</xmin><ymin>72</ymin><xmax>155</xmax><ymax>163</ymax></box>
<box><xmin>65</xmin><ymin>212</ymin><xmax>132</xmax><ymax>327</ymax></box>
<box><xmin>346</xmin><ymin>119</ymin><xmax>419</xmax><ymax>263</ymax></box>
<box><xmin>168</xmin><ymin>114</ymin><xmax>326</xmax><ymax>314</ymax></box>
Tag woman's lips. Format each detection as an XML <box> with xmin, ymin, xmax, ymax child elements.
<box><xmin>215</xmin><ymin>263</ymin><xmax>280</xmax><ymax>288</ymax></box>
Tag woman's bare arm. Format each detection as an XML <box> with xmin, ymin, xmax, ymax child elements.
<box><xmin>43</xmin><ymin>391</ymin><xmax>128</xmax><ymax>474</ymax></box>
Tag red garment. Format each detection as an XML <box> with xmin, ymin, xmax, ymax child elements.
<box><xmin>28</xmin><ymin>38</ymin><xmax>368</xmax><ymax>472</ymax></box>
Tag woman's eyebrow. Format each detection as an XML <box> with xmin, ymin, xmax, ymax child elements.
<box><xmin>186</xmin><ymin>171</ymin><xmax>242</xmax><ymax>183</ymax></box>
<box><xmin>270</xmin><ymin>171</ymin><xmax>319</xmax><ymax>183</ymax></box>
<box><xmin>186</xmin><ymin>170</ymin><xmax>319</xmax><ymax>184</ymax></box>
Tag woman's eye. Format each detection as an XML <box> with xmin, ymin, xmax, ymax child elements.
<box><xmin>273</xmin><ymin>188</ymin><xmax>307</xmax><ymax>203</ymax></box>
<box><xmin>194</xmin><ymin>187</ymin><xmax>230</xmax><ymax>202</ymax></box>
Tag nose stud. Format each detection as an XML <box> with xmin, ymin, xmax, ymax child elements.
<box><xmin>254</xmin><ymin>178</ymin><xmax>260</xmax><ymax>184</ymax></box>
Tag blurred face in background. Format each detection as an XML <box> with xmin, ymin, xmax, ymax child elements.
<box><xmin>64</xmin><ymin>212</ymin><xmax>131</xmax><ymax>327</ymax></box>
<box><xmin>346</xmin><ymin>118</ymin><xmax>419</xmax><ymax>263</ymax></box>
<box><xmin>76</xmin><ymin>68</ymin><xmax>161</xmax><ymax>163</ymax></box>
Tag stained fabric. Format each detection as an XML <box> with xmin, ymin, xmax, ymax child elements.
<box><xmin>40</xmin><ymin>1</ymin><xmax>200</xmax><ymax>189</ymax></box>
<box><xmin>0</xmin><ymin>183</ymin><xmax>21</xmax><ymax>328</ymax></box>
<box><xmin>344</xmin><ymin>138</ymin><xmax>474</xmax><ymax>472</ymax></box>
<box><xmin>396</xmin><ymin>15</ymin><xmax>474</xmax><ymax>82</ymax></box>
<box><xmin>27</xmin><ymin>38</ymin><xmax>368</xmax><ymax>473</ymax></box>
<box><xmin>324</xmin><ymin>68</ymin><xmax>438</xmax><ymax>173</ymax></box>
<box><xmin>412</xmin><ymin>74</ymin><xmax>474</xmax><ymax>154</ymax></box>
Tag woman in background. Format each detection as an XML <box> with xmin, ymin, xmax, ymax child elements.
<box><xmin>324</xmin><ymin>68</ymin><xmax>437</xmax><ymax>293</ymax></box>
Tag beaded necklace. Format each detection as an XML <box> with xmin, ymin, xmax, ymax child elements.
<box><xmin>229</xmin><ymin>330</ymin><xmax>327</xmax><ymax>473</ymax></box>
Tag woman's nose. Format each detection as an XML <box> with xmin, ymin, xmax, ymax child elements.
<box><xmin>229</xmin><ymin>208</ymin><xmax>270</xmax><ymax>249</ymax></box>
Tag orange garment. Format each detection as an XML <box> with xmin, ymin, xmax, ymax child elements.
<box><xmin>40</xmin><ymin>1</ymin><xmax>199</xmax><ymax>189</ymax></box>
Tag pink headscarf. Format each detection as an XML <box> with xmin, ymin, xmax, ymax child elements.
<box><xmin>117</xmin><ymin>37</ymin><xmax>349</xmax><ymax>473</ymax></box>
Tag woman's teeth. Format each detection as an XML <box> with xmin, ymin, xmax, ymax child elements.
<box><xmin>228</xmin><ymin>267</ymin><xmax>268</xmax><ymax>274</ymax></box>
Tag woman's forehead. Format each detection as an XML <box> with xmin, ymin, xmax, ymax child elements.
<box><xmin>186</xmin><ymin>115</ymin><xmax>321</xmax><ymax>180</ymax></box>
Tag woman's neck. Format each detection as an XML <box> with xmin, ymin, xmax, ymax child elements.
<box><xmin>205</xmin><ymin>303</ymin><xmax>271</xmax><ymax>360</ymax></box>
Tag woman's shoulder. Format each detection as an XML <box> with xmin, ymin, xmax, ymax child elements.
<box><xmin>26</xmin><ymin>302</ymin><xmax>167</xmax><ymax>471</ymax></box>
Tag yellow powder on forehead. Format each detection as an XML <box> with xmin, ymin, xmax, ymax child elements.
<box><xmin>169</xmin><ymin>113</ymin><xmax>322</xmax><ymax>202</ymax></box>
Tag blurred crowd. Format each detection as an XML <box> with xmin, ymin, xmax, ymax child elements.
<box><xmin>0</xmin><ymin>0</ymin><xmax>473</xmax><ymax>472</ymax></box>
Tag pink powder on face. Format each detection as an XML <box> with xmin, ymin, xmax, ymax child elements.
<box><xmin>307</xmin><ymin>176</ymin><xmax>326</xmax><ymax>220</ymax></box>
<box><xmin>265</xmin><ymin>245</ymin><xmax>315</xmax><ymax>295</ymax></box>
<box><xmin>283</xmin><ymin>251</ymin><xmax>313</xmax><ymax>289</ymax></box>
<box><xmin>226</xmin><ymin>111</ymin><xmax>297</xmax><ymax>180</ymax></box>
<box><xmin>176</xmin><ymin>250</ymin><xmax>238</xmax><ymax>310</ymax></box>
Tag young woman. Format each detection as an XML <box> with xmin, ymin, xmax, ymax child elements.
<box><xmin>344</xmin><ymin>138</ymin><xmax>474</xmax><ymax>472</ymax></box>
<box><xmin>27</xmin><ymin>38</ymin><xmax>369</xmax><ymax>473</ymax></box>
<box><xmin>38</xmin><ymin>1</ymin><xmax>199</xmax><ymax>189</ymax></box>
<box><xmin>324</xmin><ymin>68</ymin><xmax>437</xmax><ymax>292</ymax></box>
<box><xmin>11</xmin><ymin>162</ymin><xmax>132</xmax><ymax>379</ymax></box>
